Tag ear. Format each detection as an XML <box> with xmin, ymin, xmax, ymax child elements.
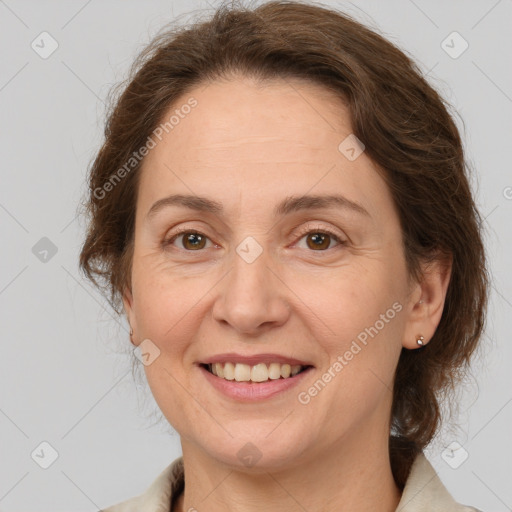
<box><xmin>402</xmin><ymin>252</ymin><xmax>452</xmax><ymax>349</ymax></box>
<box><xmin>122</xmin><ymin>286</ymin><xmax>137</xmax><ymax>346</ymax></box>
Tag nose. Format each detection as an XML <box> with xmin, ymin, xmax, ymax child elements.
<box><xmin>211</xmin><ymin>248</ymin><xmax>291</xmax><ymax>336</ymax></box>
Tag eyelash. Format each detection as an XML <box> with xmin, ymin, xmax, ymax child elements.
<box><xmin>163</xmin><ymin>225</ymin><xmax>346</xmax><ymax>253</ymax></box>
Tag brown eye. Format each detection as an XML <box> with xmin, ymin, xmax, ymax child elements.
<box><xmin>182</xmin><ymin>232</ymin><xmax>207</xmax><ymax>250</ymax></box>
<box><xmin>165</xmin><ymin>230</ymin><xmax>211</xmax><ymax>251</ymax></box>
<box><xmin>305</xmin><ymin>232</ymin><xmax>332</xmax><ymax>250</ymax></box>
<box><xmin>295</xmin><ymin>227</ymin><xmax>345</xmax><ymax>252</ymax></box>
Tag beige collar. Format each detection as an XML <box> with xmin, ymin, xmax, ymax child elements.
<box><xmin>101</xmin><ymin>452</ymin><xmax>479</xmax><ymax>512</ymax></box>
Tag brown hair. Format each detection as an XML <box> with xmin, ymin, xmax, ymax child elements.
<box><xmin>79</xmin><ymin>0</ymin><xmax>489</xmax><ymax>488</ymax></box>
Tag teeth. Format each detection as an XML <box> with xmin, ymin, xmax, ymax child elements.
<box><xmin>291</xmin><ymin>365</ymin><xmax>302</xmax><ymax>376</ymax></box>
<box><xmin>280</xmin><ymin>363</ymin><xmax>291</xmax><ymax>378</ymax></box>
<box><xmin>214</xmin><ymin>363</ymin><xmax>224</xmax><ymax>378</ymax></box>
<box><xmin>268</xmin><ymin>363</ymin><xmax>281</xmax><ymax>380</ymax></box>
<box><xmin>207</xmin><ymin>362</ymin><xmax>305</xmax><ymax>382</ymax></box>
<box><xmin>223</xmin><ymin>362</ymin><xmax>235</xmax><ymax>380</ymax></box>
<box><xmin>251</xmin><ymin>363</ymin><xmax>269</xmax><ymax>382</ymax></box>
<box><xmin>234</xmin><ymin>363</ymin><xmax>251</xmax><ymax>382</ymax></box>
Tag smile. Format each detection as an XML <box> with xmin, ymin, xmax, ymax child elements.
<box><xmin>205</xmin><ymin>362</ymin><xmax>308</xmax><ymax>382</ymax></box>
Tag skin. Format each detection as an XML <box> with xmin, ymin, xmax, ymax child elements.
<box><xmin>123</xmin><ymin>74</ymin><xmax>451</xmax><ymax>512</ymax></box>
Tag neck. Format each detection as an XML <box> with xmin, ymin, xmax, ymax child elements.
<box><xmin>174</xmin><ymin>430</ymin><xmax>401</xmax><ymax>512</ymax></box>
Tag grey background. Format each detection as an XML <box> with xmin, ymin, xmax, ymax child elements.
<box><xmin>0</xmin><ymin>0</ymin><xmax>510</xmax><ymax>510</ymax></box>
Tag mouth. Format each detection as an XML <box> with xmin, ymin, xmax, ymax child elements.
<box><xmin>201</xmin><ymin>361</ymin><xmax>313</xmax><ymax>383</ymax></box>
<box><xmin>197</xmin><ymin>353</ymin><xmax>315</xmax><ymax>401</ymax></box>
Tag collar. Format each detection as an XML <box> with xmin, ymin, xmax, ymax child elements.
<box><xmin>395</xmin><ymin>452</ymin><xmax>478</xmax><ymax>511</ymax></box>
<box><xmin>101</xmin><ymin>452</ymin><xmax>479</xmax><ymax>511</ymax></box>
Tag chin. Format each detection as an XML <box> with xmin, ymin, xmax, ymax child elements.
<box><xmin>194</xmin><ymin>422</ymin><xmax>314</xmax><ymax>473</ymax></box>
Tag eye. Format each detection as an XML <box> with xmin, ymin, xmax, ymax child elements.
<box><xmin>163</xmin><ymin>225</ymin><xmax>346</xmax><ymax>252</ymax></box>
<box><xmin>163</xmin><ymin>229</ymin><xmax>214</xmax><ymax>251</ymax></box>
<box><xmin>294</xmin><ymin>225</ymin><xmax>346</xmax><ymax>251</ymax></box>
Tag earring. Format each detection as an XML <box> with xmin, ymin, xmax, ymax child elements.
<box><xmin>129</xmin><ymin>327</ymin><xmax>134</xmax><ymax>343</ymax></box>
<box><xmin>418</xmin><ymin>300</ymin><xmax>424</xmax><ymax>304</ymax></box>
<box><xmin>416</xmin><ymin>335</ymin><xmax>424</xmax><ymax>346</ymax></box>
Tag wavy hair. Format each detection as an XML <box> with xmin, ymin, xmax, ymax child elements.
<box><xmin>79</xmin><ymin>0</ymin><xmax>489</xmax><ymax>488</ymax></box>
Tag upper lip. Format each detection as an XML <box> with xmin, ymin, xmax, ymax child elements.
<box><xmin>200</xmin><ymin>353</ymin><xmax>314</xmax><ymax>367</ymax></box>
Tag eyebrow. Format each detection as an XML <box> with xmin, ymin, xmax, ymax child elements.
<box><xmin>145</xmin><ymin>193</ymin><xmax>371</xmax><ymax>220</ymax></box>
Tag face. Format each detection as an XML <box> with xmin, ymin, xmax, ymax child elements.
<box><xmin>123</xmin><ymin>75</ymin><xmax>421</xmax><ymax>470</ymax></box>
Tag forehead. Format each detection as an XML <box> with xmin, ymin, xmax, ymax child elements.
<box><xmin>136</xmin><ymin>76</ymin><xmax>394</xmax><ymax>224</ymax></box>
<box><xmin>156</xmin><ymin>77</ymin><xmax>342</xmax><ymax>149</ymax></box>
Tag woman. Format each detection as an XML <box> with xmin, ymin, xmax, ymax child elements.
<box><xmin>79</xmin><ymin>1</ymin><xmax>488</xmax><ymax>510</ymax></box>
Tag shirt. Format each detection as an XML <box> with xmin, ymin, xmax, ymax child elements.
<box><xmin>100</xmin><ymin>452</ymin><xmax>482</xmax><ymax>512</ymax></box>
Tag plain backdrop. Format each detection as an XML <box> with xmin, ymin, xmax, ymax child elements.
<box><xmin>0</xmin><ymin>0</ymin><xmax>511</xmax><ymax>510</ymax></box>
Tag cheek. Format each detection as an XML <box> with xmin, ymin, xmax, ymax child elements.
<box><xmin>296</xmin><ymin>261</ymin><xmax>406</xmax><ymax>390</ymax></box>
<box><xmin>301</xmin><ymin>267</ymin><xmax>404</xmax><ymax>421</ymax></box>
<box><xmin>131</xmin><ymin>255</ymin><xmax>201</xmax><ymax>336</ymax></box>
<box><xmin>303</xmin><ymin>262</ymin><xmax>402</xmax><ymax>332</ymax></box>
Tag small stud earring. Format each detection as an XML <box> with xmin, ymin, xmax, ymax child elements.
<box><xmin>418</xmin><ymin>300</ymin><xmax>424</xmax><ymax>304</ymax></box>
<box><xmin>416</xmin><ymin>335</ymin><xmax>424</xmax><ymax>346</ymax></box>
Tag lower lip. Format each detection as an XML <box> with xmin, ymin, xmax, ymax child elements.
<box><xmin>199</xmin><ymin>365</ymin><xmax>313</xmax><ymax>401</ymax></box>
